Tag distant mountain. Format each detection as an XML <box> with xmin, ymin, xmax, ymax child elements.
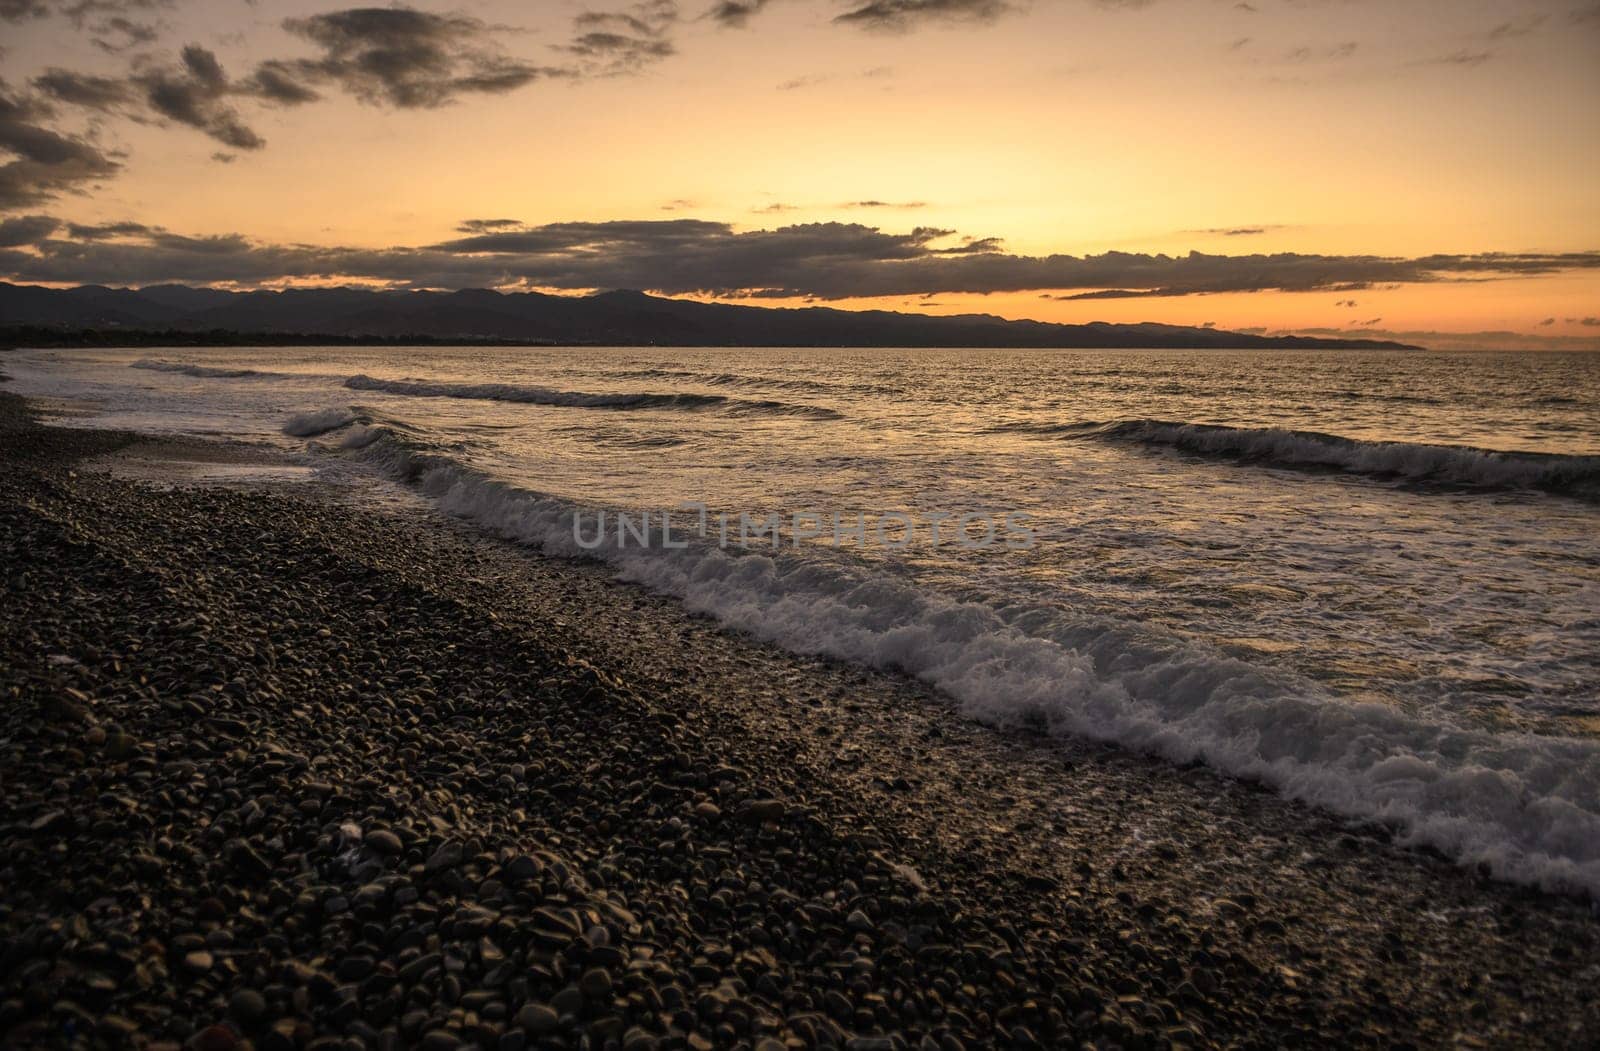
<box><xmin>0</xmin><ymin>283</ymin><xmax>1423</xmax><ymax>350</ymax></box>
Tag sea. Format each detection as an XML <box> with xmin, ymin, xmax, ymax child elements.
<box><xmin>6</xmin><ymin>345</ymin><xmax>1599</xmax><ymax>895</ymax></box>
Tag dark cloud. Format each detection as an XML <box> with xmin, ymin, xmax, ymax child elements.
<box><xmin>65</xmin><ymin>218</ymin><xmax>155</xmax><ymax>238</ymax></box>
<box><xmin>1538</xmin><ymin>317</ymin><xmax>1555</xmax><ymax>326</ymax></box>
<box><xmin>246</xmin><ymin>61</ymin><xmax>322</xmax><ymax>106</ymax></box>
<box><xmin>456</xmin><ymin>218</ymin><xmax>525</xmax><ymax>233</ymax></box>
<box><xmin>1186</xmin><ymin>225</ymin><xmax>1281</xmax><ymax>237</ymax></box>
<box><xmin>0</xmin><ymin>78</ymin><xmax>122</xmax><ymax>210</ymax></box>
<box><xmin>778</xmin><ymin>73</ymin><xmax>828</xmax><ymax>90</ymax></box>
<box><xmin>846</xmin><ymin>200</ymin><xmax>926</xmax><ymax>209</ymax></box>
<box><xmin>834</xmin><ymin>0</ymin><xmax>1013</xmax><ymax>33</ymax></box>
<box><xmin>58</xmin><ymin>0</ymin><xmax>170</xmax><ymax>22</ymax></box>
<box><xmin>1287</xmin><ymin>41</ymin><xmax>1357</xmax><ymax>62</ymax></box>
<box><xmin>32</xmin><ymin>68</ymin><xmax>136</xmax><ymax>109</ymax></box>
<box><xmin>1487</xmin><ymin>17</ymin><xmax>1542</xmax><ymax>40</ymax></box>
<box><xmin>90</xmin><ymin>15</ymin><xmax>159</xmax><ymax>52</ymax></box>
<box><xmin>137</xmin><ymin>45</ymin><xmax>263</xmax><ymax>150</ymax></box>
<box><xmin>272</xmin><ymin>6</ymin><xmax>556</xmax><ymax>108</ymax></box>
<box><xmin>708</xmin><ymin>0</ymin><xmax>772</xmax><ymax>27</ymax></box>
<box><xmin>0</xmin><ymin>212</ymin><xmax>59</xmax><ymax>246</ymax></box>
<box><xmin>1426</xmin><ymin>49</ymin><xmax>1492</xmax><ymax>67</ymax></box>
<box><xmin>1581</xmin><ymin>317</ymin><xmax>1600</xmax><ymax>327</ymax></box>
<box><xmin>6</xmin><ymin>218</ymin><xmax>1599</xmax><ymax>302</ymax></box>
<box><xmin>0</xmin><ymin>1</ymin><xmax>50</xmax><ymax>19</ymax></box>
<box><xmin>566</xmin><ymin>2</ymin><xmax>680</xmax><ymax>73</ymax></box>
<box><xmin>3</xmin><ymin>0</ymin><xmax>172</xmax><ymax>50</ymax></box>
<box><xmin>36</xmin><ymin>50</ymin><xmax>271</xmax><ymax>151</ymax></box>
<box><xmin>935</xmin><ymin>235</ymin><xmax>1003</xmax><ymax>254</ymax></box>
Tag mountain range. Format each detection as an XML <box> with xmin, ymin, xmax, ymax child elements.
<box><xmin>0</xmin><ymin>283</ymin><xmax>1422</xmax><ymax>350</ymax></box>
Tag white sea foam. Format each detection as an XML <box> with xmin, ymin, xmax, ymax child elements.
<box><xmin>1016</xmin><ymin>419</ymin><xmax>1600</xmax><ymax>495</ymax></box>
<box><xmin>338</xmin><ymin>421</ymin><xmax>1600</xmax><ymax>899</ymax></box>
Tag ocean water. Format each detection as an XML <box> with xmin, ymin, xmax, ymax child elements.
<box><xmin>7</xmin><ymin>345</ymin><xmax>1600</xmax><ymax>895</ymax></box>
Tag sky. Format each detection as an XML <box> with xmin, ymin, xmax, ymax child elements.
<box><xmin>1</xmin><ymin>0</ymin><xmax>1597</xmax><ymax>348</ymax></box>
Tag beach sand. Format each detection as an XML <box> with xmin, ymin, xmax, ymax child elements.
<box><xmin>1</xmin><ymin>385</ymin><xmax>1596</xmax><ymax>1049</ymax></box>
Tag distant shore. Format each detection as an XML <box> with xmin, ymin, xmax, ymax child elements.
<box><xmin>2</xmin><ymin>385</ymin><xmax>1592</xmax><ymax>1049</ymax></box>
<box><xmin>0</xmin><ymin>324</ymin><xmax>1424</xmax><ymax>352</ymax></box>
<box><xmin>0</xmin><ymin>280</ymin><xmax>1426</xmax><ymax>350</ymax></box>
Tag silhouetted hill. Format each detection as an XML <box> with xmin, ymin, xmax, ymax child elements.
<box><xmin>0</xmin><ymin>283</ymin><xmax>1424</xmax><ymax>350</ymax></box>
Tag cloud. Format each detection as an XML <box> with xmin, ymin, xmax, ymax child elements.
<box><xmin>1</xmin><ymin>0</ymin><xmax>169</xmax><ymax>22</ymax></box>
<box><xmin>708</xmin><ymin>0</ymin><xmax>772</xmax><ymax>27</ymax></box>
<box><xmin>245</xmin><ymin>61</ymin><xmax>322</xmax><ymax>106</ymax></box>
<box><xmin>565</xmin><ymin>2</ymin><xmax>679</xmax><ymax>74</ymax></box>
<box><xmin>456</xmin><ymin>218</ymin><xmax>524</xmax><ymax>233</ymax></box>
<box><xmin>1186</xmin><ymin>225</ymin><xmax>1283</xmax><ymax>237</ymax></box>
<box><xmin>32</xmin><ymin>68</ymin><xmax>136</xmax><ymax>109</ymax></box>
<box><xmin>833</xmin><ymin>0</ymin><xmax>1014</xmax><ymax>33</ymax></box>
<box><xmin>36</xmin><ymin>48</ymin><xmax>273</xmax><ymax>151</ymax></box>
<box><xmin>1538</xmin><ymin>317</ymin><xmax>1555</xmax><ymax>326</ymax></box>
<box><xmin>1425</xmin><ymin>49</ymin><xmax>1492</xmax><ymax>67</ymax></box>
<box><xmin>0</xmin><ymin>1</ymin><xmax>50</xmax><ymax>19</ymax></box>
<box><xmin>65</xmin><ymin>218</ymin><xmax>155</xmax><ymax>238</ymax></box>
<box><xmin>1286</xmin><ymin>41</ymin><xmax>1357</xmax><ymax>63</ymax></box>
<box><xmin>1335</xmin><ymin>298</ymin><xmax>1357</xmax><ymax>307</ymax></box>
<box><xmin>137</xmin><ymin>45</ymin><xmax>263</xmax><ymax>150</ymax></box>
<box><xmin>90</xmin><ymin>15</ymin><xmax>160</xmax><ymax>53</ymax></box>
<box><xmin>1581</xmin><ymin>317</ymin><xmax>1600</xmax><ymax>327</ymax></box>
<box><xmin>6</xmin><ymin>217</ymin><xmax>1599</xmax><ymax>303</ymax></box>
<box><xmin>0</xmin><ymin>212</ymin><xmax>59</xmax><ymax>246</ymax></box>
<box><xmin>1487</xmin><ymin>18</ymin><xmax>1542</xmax><ymax>40</ymax></box>
<box><xmin>2</xmin><ymin>0</ymin><xmax>171</xmax><ymax>51</ymax></box>
<box><xmin>0</xmin><ymin>78</ymin><xmax>122</xmax><ymax>210</ymax></box>
<box><xmin>846</xmin><ymin>199</ymin><xmax>926</xmax><ymax>209</ymax></box>
<box><xmin>778</xmin><ymin>73</ymin><xmax>828</xmax><ymax>90</ymax></box>
<box><xmin>272</xmin><ymin>6</ymin><xmax>557</xmax><ymax>107</ymax></box>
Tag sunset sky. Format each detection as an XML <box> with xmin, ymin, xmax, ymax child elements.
<box><xmin>2</xmin><ymin>0</ymin><xmax>1597</xmax><ymax>348</ymax></box>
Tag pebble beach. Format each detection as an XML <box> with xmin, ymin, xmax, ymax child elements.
<box><xmin>2</xmin><ymin>382</ymin><xmax>1598</xmax><ymax>1050</ymax></box>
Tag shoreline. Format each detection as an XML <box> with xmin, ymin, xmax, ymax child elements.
<box><xmin>2</xmin><ymin>386</ymin><xmax>1597</xmax><ymax>1048</ymax></box>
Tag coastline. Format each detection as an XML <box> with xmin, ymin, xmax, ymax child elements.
<box><xmin>2</xmin><ymin>386</ymin><xmax>1596</xmax><ymax>1049</ymax></box>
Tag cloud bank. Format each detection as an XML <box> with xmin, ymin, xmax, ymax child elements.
<box><xmin>2</xmin><ymin>216</ymin><xmax>1596</xmax><ymax>301</ymax></box>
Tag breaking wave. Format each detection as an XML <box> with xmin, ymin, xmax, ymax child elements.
<box><xmin>283</xmin><ymin>407</ymin><xmax>360</xmax><ymax>437</ymax></box>
<box><xmin>1009</xmin><ymin>419</ymin><xmax>1600</xmax><ymax>496</ymax></box>
<box><xmin>343</xmin><ymin>375</ymin><xmax>843</xmax><ymax>419</ymax></box>
<box><xmin>132</xmin><ymin>359</ymin><xmax>281</xmax><ymax>379</ymax></box>
<box><xmin>309</xmin><ymin>414</ymin><xmax>1600</xmax><ymax>899</ymax></box>
<box><xmin>613</xmin><ymin>367</ymin><xmax>846</xmax><ymax>396</ymax></box>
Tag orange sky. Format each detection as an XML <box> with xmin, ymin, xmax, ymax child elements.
<box><xmin>1</xmin><ymin>0</ymin><xmax>1597</xmax><ymax>346</ymax></box>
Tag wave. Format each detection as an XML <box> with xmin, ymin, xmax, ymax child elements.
<box><xmin>316</xmin><ymin>415</ymin><xmax>1600</xmax><ymax>898</ymax></box>
<box><xmin>283</xmin><ymin>407</ymin><xmax>359</xmax><ymax>437</ymax></box>
<box><xmin>132</xmin><ymin>359</ymin><xmax>281</xmax><ymax>379</ymax></box>
<box><xmin>1008</xmin><ymin>419</ymin><xmax>1600</xmax><ymax>496</ymax></box>
<box><xmin>614</xmin><ymin>367</ymin><xmax>845</xmax><ymax>396</ymax></box>
<box><xmin>343</xmin><ymin>375</ymin><xmax>843</xmax><ymax>419</ymax></box>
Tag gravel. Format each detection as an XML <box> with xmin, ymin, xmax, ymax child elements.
<box><xmin>2</xmin><ymin>385</ymin><xmax>1597</xmax><ymax>1049</ymax></box>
